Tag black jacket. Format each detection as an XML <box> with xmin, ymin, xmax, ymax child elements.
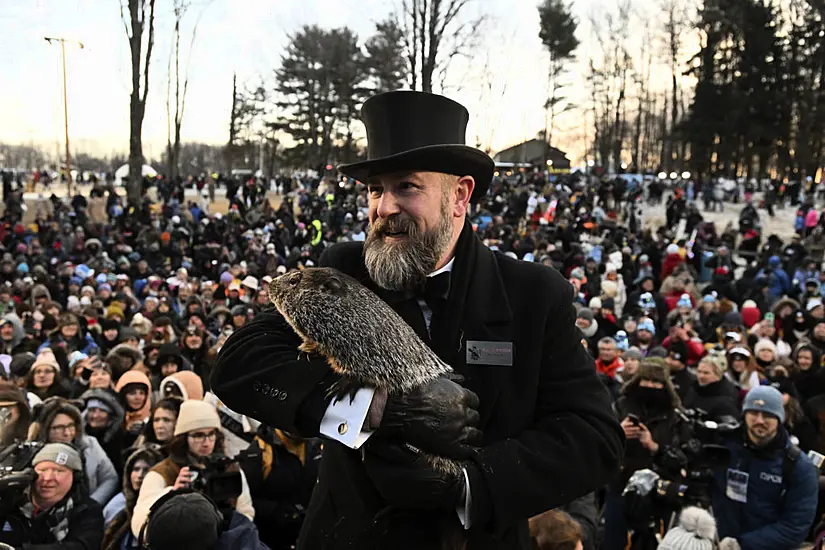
<box><xmin>0</xmin><ymin>494</ymin><xmax>104</xmax><ymax>550</ymax></box>
<box><xmin>685</xmin><ymin>378</ymin><xmax>740</xmax><ymax>419</ymax></box>
<box><xmin>211</xmin><ymin>221</ymin><xmax>623</xmax><ymax>550</ymax></box>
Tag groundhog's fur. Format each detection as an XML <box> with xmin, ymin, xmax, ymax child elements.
<box><xmin>268</xmin><ymin>267</ymin><xmax>461</xmax><ymax>476</ymax></box>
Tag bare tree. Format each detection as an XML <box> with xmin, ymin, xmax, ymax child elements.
<box><xmin>398</xmin><ymin>0</ymin><xmax>484</xmax><ymax>92</ymax></box>
<box><xmin>165</xmin><ymin>0</ymin><xmax>209</xmax><ymax>181</ymax></box>
<box><xmin>661</xmin><ymin>0</ymin><xmax>689</xmax><ymax>172</ymax></box>
<box><xmin>121</xmin><ymin>0</ymin><xmax>156</xmax><ymax>205</ymax></box>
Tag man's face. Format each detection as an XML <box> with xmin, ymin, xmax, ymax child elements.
<box><xmin>575</xmin><ymin>318</ymin><xmax>591</xmax><ymax>330</ymax></box>
<box><xmin>598</xmin><ymin>343</ymin><xmax>617</xmax><ymax>362</ymax></box>
<box><xmin>161</xmin><ymin>361</ymin><xmax>179</xmax><ymax>377</ymax></box>
<box><xmin>815</xmin><ymin>323</ymin><xmax>825</xmax><ymax>340</ymax></box>
<box><xmin>86</xmin><ymin>408</ymin><xmax>110</xmax><ymax>428</ymax></box>
<box><xmin>0</xmin><ymin>323</ymin><xmax>13</xmax><ymax>341</ymax></box>
<box><xmin>364</xmin><ymin>171</ymin><xmax>469</xmax><ymax>291</ymax></box>
<box><xmin>33</xmin><ymin>462</ymin><xmax>73</xmax><ymax>508</ymax></box>
<box><xmin>745</xmin><ymin>410</ymin><xmax>780</xmax><ymax>446</ymax></box>
<box><xmin>637</xmin><ymin>329</ymin><xmax>652</xmax><ymax>344</ymax></box>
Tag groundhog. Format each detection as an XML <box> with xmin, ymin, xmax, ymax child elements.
<box><xmin>269</xmin><ymin>267</ymin><xmax>468</xmax><ymax>549</ymax></box>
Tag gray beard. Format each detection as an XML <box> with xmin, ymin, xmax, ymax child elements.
<box><xmin>363</xmin><ymin>199</ymin><xmax>453</xmax><ymax>291</ymax></box>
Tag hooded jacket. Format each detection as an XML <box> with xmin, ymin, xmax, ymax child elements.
<box><xmin>0</xmin><ymin>312</ymin><xmax>25</xmax><ymax>355</ymax></box>
<box><xmin>101</xmin><ymin>444</ymin><xmax>165</xmax><ymax>550</ymax></box>
<box><xmin>81</xmin><ymin>388</ymin><xmax>127</xmax><ymax>475</ymax></box>
<box><xmin>159</xmin><ymin>370</ymin><xmax>204</xmax><ymax>401</ymax></box>
<box><xmin>30</xmin><ymin>397</ymin><xmax>120</xmax><ymax>504</ymax></box>
<box><xmin>115</xmin><ymin>370</ymin><xmax>152</xmax><ymax>437</ymax></box>
<box><xmin>106</xmin><ymin>344</ymin><xmax>145</xmax><ymax>381</ymax></box>
<box><xmin>0</xmin><ymin>382</ymin><xmax>30</xmax><ymax>446</ymax></box>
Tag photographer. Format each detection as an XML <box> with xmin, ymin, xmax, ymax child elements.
<box><xmin>711</xmin><ymin>386</ymin><xmax>818</xmax><ymax>550</ymax></box>
<box><xmin>603</xmin><ymin>360</ymin><xmax>690</xmax><ymax>550</ymax></box>
<box><xmin>0</xmin><ymin>443</ymin><xmax>104</xmax><ymax>549</ymax></box>
<box><xmin>131</xmin><ymin>400</ymin><xmax>254</xmax><ymax>537</ymax></box>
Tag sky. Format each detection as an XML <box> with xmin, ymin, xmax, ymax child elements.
<box><xmin>0</xmin><ymin>0</ymin><xmax>682</xmax><ymax>166</ymax></box>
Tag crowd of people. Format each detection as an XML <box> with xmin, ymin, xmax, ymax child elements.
<box><xmin>0</xmin><ymin>163</ymin><xmax>825</xmax><ymax>550</ymax></box>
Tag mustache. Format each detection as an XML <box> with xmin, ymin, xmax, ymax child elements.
<box><xmin>370</xmin><ymin>216</ymin><xmax>416</xmax><ymax>236</ymax></box>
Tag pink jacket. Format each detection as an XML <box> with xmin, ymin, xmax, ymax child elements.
<box><xmin>806</xmin><ymin>209</ymin><xmax>819</xmax><ymax>228</ymax></box>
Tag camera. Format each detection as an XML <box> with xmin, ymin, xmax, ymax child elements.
<box><xmin>622</xmin><ymin>409</ymin><xmax>739</xmax><ymax>544</ymax></box>
<box><xmin>0</xmin><ymin>441</ymin><xmax>45</xmax><ymax>516</ymax></box>
<box><xmin>189</xmin><ymin>453</ymin><xmax>242</xmax><ymax>504</ymax></box>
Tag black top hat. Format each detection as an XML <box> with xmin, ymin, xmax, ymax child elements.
<box><xmin>338</xmin><ymin>91</ymin><xmax>494</xmax><ymax>202</ymax></box>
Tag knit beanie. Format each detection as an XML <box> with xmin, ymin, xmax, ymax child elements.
<box><xmin>657</xmin><ymin>507</ymin><xmax>717</xmax><ymax>550</ymax></box>
<box><xmin>743</xmin><ymin>385</ymin><xmax>785</xmax><ymax>422</ymax></box>
<box><xmin>677</xmin><ymin>293</ymin><xmax>692</xmax><ymax>309</ymax></box>
<box><xmin>754</xmin><ymin>338</ymin><xmax>777</xmax><ymax>358</ymax></box>
<box><xmin>85</xmin><ymin>398</ymin><xmax>114</xmax><ymax>415</ymax></box>
<box><xmin>623</xmin><ymin>347</ymin><xmax>643</xmax><ymax>362</ymax></box>
<box><xmin>577</xmin><ymin>308</ymin><xmax>595</xmax><ymax>323</ymax></box>
<box><xmin>31</xmin><ymin>349</ymin><xmax>60</xmax><ymax>373</ymax></box>
<box><xmin>33</xmin><ymin>442</ymin><xmax>83</xmax><ymax>472</ymax></box>
<box><xmin>741</xmin><ymin>300</ymin><xmax>761</xmax><ymax>329</ymax></box>
<box><xmin>145</xmin><ymin>491</ymin><xmax>222</xmax><ymax>550</ymax></box>
<box><xmin>174</xmin><ymin>400</ymin><xmax>220</xmax><ymax>436</ymax></box>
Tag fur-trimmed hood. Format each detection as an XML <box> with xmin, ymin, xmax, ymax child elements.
<box><xmin>29</xmin><ymin>396</ymin><xmax>84</xmax><ymax>444</ymax></box>
<box><xmin>105</xmin><ymin>344</ymin><xmax>145</xmax><ymax>380</ymax></box>
<box><xmin>772</xmin><ymin>297</ymin><xmax>801</xmax><ymax>317</ymax></box>
<box><xmin>79</xmin><ymin>388</ymin><xmax>125</xmax><ymax>443</ymax></box>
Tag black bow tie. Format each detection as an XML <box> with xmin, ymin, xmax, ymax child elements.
<box><xmin>375</xmin><ymin>271</ymin><xmax>451</xmax><ymax>305</ymax></box>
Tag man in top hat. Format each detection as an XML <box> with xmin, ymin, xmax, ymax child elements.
<box><xmin>211</xmin><ymin>91</ymin><xmax>622</xmax><ymax>549</ymax></box>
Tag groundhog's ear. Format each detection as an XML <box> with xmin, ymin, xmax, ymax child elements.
<box><xmin>322</xmin><ymin>277</ymin><xmax>343</xmax><ymax>293</ymax></box>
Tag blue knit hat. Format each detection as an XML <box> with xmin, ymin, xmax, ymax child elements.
<box><xmin>743</xmin><ymin>386</ymin><xmax>785</xmax><ymax>422</ymax></box>
<box><xmin>677</xmin><ymin>293</ymin><xmax>692</xmax><ymax>309</ymax></box>
<box><xmin>637</xmin><ymin>319</ymin><xmax>656</xmax><ymax>335</ymax></box>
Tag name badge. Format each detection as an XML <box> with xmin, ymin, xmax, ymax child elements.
<box><xmin>726</xmin><ymin>468</ymin><xmax>749</xmax><ymax>503</ymax></box>
<box><xmin>466</xmin><ymin>341</ymin><xmax>514</xmax><ymax>366</ymax></box>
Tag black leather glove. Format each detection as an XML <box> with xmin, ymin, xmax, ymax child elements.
<box><xmin>374</xmin><ymin>377</ymin><xmax>482</xmax><ymax>459</ymax></box>
<box><xmin>363</xmin><ymin>440</ymin><xmax>466</xmax><ymax>510</ymax></box>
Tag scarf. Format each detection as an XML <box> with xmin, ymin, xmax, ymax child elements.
<box><xmin>20</xmin><ymin>490</ymin><xmax>74</xmax><ymax>542</ymax></box>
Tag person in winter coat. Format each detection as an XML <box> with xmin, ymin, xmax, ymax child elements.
<box><xmin>0</xmin><ymin>382</ymin><xmax>31</xmax><ymax>446</ymax></box>
<box><xmin>102</xmin><ymin>444</ymin><xmax>165</xmax><ymax>550</ymax></box>
<box><xmin>686</xmin><ymin>353</ymin><xmax>740</xmax><ymax>419</ymax></box>
<box><xmin>0</xmin><ymin>443</ymin><xmax>104</xmax><ymax>549</ymax></box>
<box><xmin>140</xmin><ymin>490</ymin><xmax>268</xmax><ymax>550</ymax></box>
<box><xmin>726</xmin><ymin>346</ymin><xmax>763</xmax><ymax>394</ymax></box>
<box><xmin>134</xmin><ymin>397</ymin><xmax>182</xmax><ymax>449</ymax></box>
<box><xmin>152</xmin><ymin>343</ymin><xmax>191</xmax><ymax>391</ymax></box>
<box><xmin>203</xmin><ymin>390</ymin><xmax>260</xmax><ymax>459</ymax></box>
<box><xmin>131</xmin><ymin>400</ymin><xmax>255</xmax><ymax>537</ymax></box>
<box><xmin>758</xmin><ymin>255</ymin><xmax>792</xmax><ymax>305</ymax></box>
<box><xmin>81</xmin><ymin>388</ymin><xmax>127</xmax><ymax>476</ymax></box>
<box><xmin>665</xmin><ymin>339</ymin><xmax>698</xmax><ymax>404</ymax></box>
<box><xmin>115</xmin><ymin>370</ymin><xmax>152</xmax><ymax>449</ymax></box>
<box><xmin>575</xmin><ymin>308</ymin><xmax>604</xmax><ymax>354</ymax></box>
<box><xmin>239</xmin><ymin>425</ymin><xmax>321</xmax><ymax>550</ymax></box>
<box><xmin>158</xmin><ymin>370</ymin><xmax>204</xmax><ymax>402</ymax></box>
<box><xmin>25</xmin><ymin>348</ymin><xmax>71</xmax><ymax>401</ymax></box>
<box><xmin>711</xmin><ymin>386</ymin><xmax>818</xmax><ymax>550</ymax></box>
<box><xmin>106</xmin><ymin>344</ymin><xmax>145</xmax><ymax>383</ymax></box>
<box><xmin>38</xmin><ymin>312</ymin><xmax>99</xmax><ymax>357</ymax></box>
<box><xmin>604</xmin><ymin>360</ymin><xmax>690</xmax><ymax>550</ymax></box>
<box><xmin>29</xmin><ymin>397</ymin><xmax>120</xmax><ymax>504</ymax></box>
<box><xmin>0</xmin><ymin>313</ymin><xmax>25</xmax><ymax>355</ymax></box>
<box><xmin>97</xmin><ymin>318</ymin><xmax>121</xmax><ymax>357</ymax></box>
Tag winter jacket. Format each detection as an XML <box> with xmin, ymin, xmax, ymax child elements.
<box><xmin>684</xmin><ymin>378</ymin><xmax>740</xmax><ymax>419</ymax></box>
<box><xmin>0</xmin><ymin>491</ymin><xmax>104</xmax><ymax>550</ymax></box>
<box><xmin>215</xmin><ymin>511</ymin><xmax>269</xmax><ymax>550</ymax></box>
<box><xmin>712</xmin><ymin>428</ymin><xmax>818</xmax><ymax>550</ymax></box>
<box><xmin>80</xmin><ymin>388</ymin><xmax>127</xmax><ymax>475</ymax></box>
<box><xmin>30</xmin><ymin>397</ymin><xmax>120</xmax><ymax>505</ymax></box>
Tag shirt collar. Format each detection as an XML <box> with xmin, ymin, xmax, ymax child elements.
<box><xmin>429</xmin><ymin>257</ymin><xmax>455</xmax><ymax>277</ymax></box>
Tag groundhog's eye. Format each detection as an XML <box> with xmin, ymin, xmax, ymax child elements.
<box><xmin>288</xmin><ymin>274</ymin><xmax>301</xmax><ymax>286</ymax></box>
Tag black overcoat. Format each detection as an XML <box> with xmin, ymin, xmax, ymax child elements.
<box><xmin>211</xmin><ymin>221</ymin><xmax>623</xmax><ymax>549</ymax></box>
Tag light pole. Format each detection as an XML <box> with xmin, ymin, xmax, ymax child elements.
<box><xmin>45</xmin><ymin>37</ymin><xmax>84</xmax><ymax>197</ymax></box>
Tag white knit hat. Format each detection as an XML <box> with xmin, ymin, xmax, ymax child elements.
<box><xmin>754</xmin><ymin>338</ymin><xmax>777</xmax><ymax>357</ymax></box>
<box><xmin>31</xmin><ymin>348</ymin><xmax>60</xmax><ymax>373</ymax></box>
<box><xmin>657</xmin><ymin>507</ymin><xmax>716</xmax><ymax>550</ymax></box>
<box><xmin>174</xmin><ymin>400</ymin><xmax>220</xmax><ymax>436</ymax></box>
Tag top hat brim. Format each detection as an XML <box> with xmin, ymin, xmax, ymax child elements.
<box><xmin>338</xmin><ymin>144</ymin><xmax>494</xmax><ymax>202</ymax></box>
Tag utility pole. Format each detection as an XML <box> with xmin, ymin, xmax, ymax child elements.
<box><xmin>45</xmin><ymin>37</ymin><xmax>84</xmax><ymax>197</ymax></box>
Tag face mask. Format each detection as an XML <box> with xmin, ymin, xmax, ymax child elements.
<box><xmin>637</xmin><ymin>386</ymin><xmax>671</xmax><ymax>409</ymax></box>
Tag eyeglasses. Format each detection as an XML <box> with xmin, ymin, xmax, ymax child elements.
<box><xmin>187</xmin><ymin>430</ymin><xmax>218</xmax><ymax>442</ymax></box>
<box><xmin>50</xmin><ymin>423</ymin><xmax>76</xmax><ymax>434</ymax></box>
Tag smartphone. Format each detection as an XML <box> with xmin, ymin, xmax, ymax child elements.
<box><xmin>627</xmin><ymin>414</ymin><xmax>641</xmax><ymax>427</ymax></box>
<box><xmin>808</xmin><ymin>450</ymin><xmax>825</xmax><ymax>470</ymax></box>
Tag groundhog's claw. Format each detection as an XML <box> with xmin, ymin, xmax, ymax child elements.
<box><xmin>327</xmin><ymin>377</ymin><xmax>362</xmax><ymax>405</ymax></box>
